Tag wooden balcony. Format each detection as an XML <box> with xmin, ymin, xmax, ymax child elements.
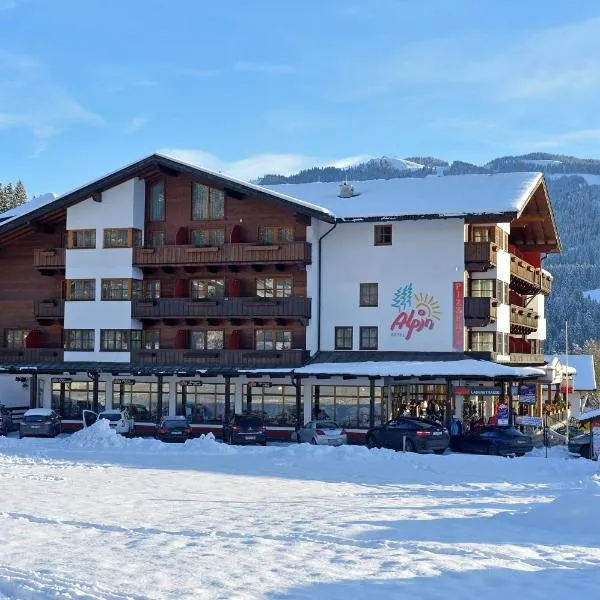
<box><xmin>131</xmin><ymin>348</ymin><xmax>308</xmax><ymax>368</ymax></box>
<box><xmin>33</xmin><ymin>248</ymin><xmax>65</xmax><ymax>272</ymax></box>
<box><xmin>510</xmin><ymin>305</ymin><xmax>538</xmax><ymax>333</ymax></box>
<box><xmin>464</xmin><ymin>297</ymin><xmax>497</xmax><ymax>327</ymax></box>
<box><xmin>510</xmin><ymin>353</ymin><xmax>545</xmax><ymax>365</ymax></box>
<box><xmin>464</xmin><ymin>242</ymin><xmax>498</xmax><ymax>272</ymax></box>
<box><xmin>510</xmin><ymin>255</ymin><xmax>553</xmax><ymax>295</ymax></box>
<box><xmin>132</xmin><ymin>297</ymin><xmax>311</xmax><ymax>320</ymax></box>
<box><xmin>133</xmin><ymin>242</ymin><xmax>312</xmax><ymax>268</ymax></box>
<box><xmin>0</xmin><ymin>347</ymin><xmax>64</xmax><ymax>364</ymax></box>
<box><xmin>34</xmin><ymin>300</ymin><xmax>65</xmax><ymax>320</ymax></box>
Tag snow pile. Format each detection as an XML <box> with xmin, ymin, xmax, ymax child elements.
<box><xmin>182</xmin><ymin>432</ymin><xmax>238</xmax><ymax>455</ymax></box>
<box><xmin>63</xmin><ymin>419</ymin><xmax>131</xmax><ymax>449</ymax></box>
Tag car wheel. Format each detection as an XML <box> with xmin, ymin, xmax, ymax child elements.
<box><xmin>404</xmin><ymin>439</ymin><xmax>416</xmax><ymax>453</ymax></box>
<box><xmin>489</xmin><ymin>444</ymin><xmax>500</xmax><ymax>456</ymax></box>
<box><xmin>310</xmin><ymin>437</ymin><xmax>317</xmax><ymax>445</ymax></box>
<box><xmin>366</xmin><ymin>434</ymin><xmax>378</xmax><ymax>449</ymax></box>
<box><xmin>515</xmin><ymin>452</ymin><xmax>525</xmax><ymax>457</ymax></box>
<box><xmin>580</xmin><ymin>444</ymin><xmax>591</xmax><ymax>459</ymax></box>
<box><xmin>433</xmin><ymin>448</ymin><xmax>446</xmax><ymax>455</ymax></box>
<box><xmin>18</xmin><ymin>432</ymin><xmax>23</xmax><ymax>439</ymax></box>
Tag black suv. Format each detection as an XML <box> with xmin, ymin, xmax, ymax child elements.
<box><xmin>222</xmin><ymin>414</ymin><xmax>267</xmax><ymax>446</ymax></box>
<box><xmin>366</xmin><ymin>417</ymin><xmax>450</xmax><ymax>453</ymax></box>
<box><xmin>0</xmin><ymin>405</ymin><xmax>14</xmax><ymax>435</ymax></box>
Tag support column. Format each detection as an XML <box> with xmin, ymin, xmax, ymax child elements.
<box><xmin>59</xmin><ymin>382</ymin><xmax>66</xmax><ymax>417</ymax></box>
<box><xmin>42</xmin><ymin>376</ymin><xmax>52</xmax><ymax>409</ymax></box>
<box><xmin>29</xmin><ymin>372</ymin><xmax>38</xmax><ymax>409</ymax></box>
<box><xmin>508</xmin><ymin>381</ymin><xmax>514</xmax><ymax>426</ymax></box>
<box><xmin>369</xmin><ymin>378</ymin><xmax>375</xmax><ymax>429</ymax></box>
<box><xmin>454</xmin><ymin>395</ymin><xmax>464</xmax><ymax>420</ymax></box>
<box><xmin>224</xmin><ymin>376</ymin><xmax>231</xmax><ymax>422</ymax></box>
<box><xmin>303</xmin><ymin>380</ymin><xmax>312</xmax><ymax>425</ymax></box>
<box><xmin>295</xmin><ymin>376</ymin><xmax>302</xmax><ymax>431</ymax></box>
<box><xmin>91</xmin><ymin>371</ymin><xmax>99</xmax><ymax>414</ymax></box>
<box><xmin>168</xmin><ymin>378</ymin><xmax>177</xmax><ymax>416</ymax></box>
<box><xmin>104</xmin><ymin>376</ymin><xmax>113</xmax><ymax>410</ymax></box>
<box><xmin>156</xmin><ymin>374</ymin><xmax>163</xmax><ymax>422</ymax></box>
<box><xmin>445</xmin><ymin>379</ymin><xmax>453</xmax><ymax>430</ymax></box>
<box><xmin>234</xmin><ymin>379</ymin><xmax>243</xmax><ymax>414</ymax></box>
<box><xmin>386</xmin><ymin>378</ymin><xmax>393</xmax><ymax>422</ymax></box>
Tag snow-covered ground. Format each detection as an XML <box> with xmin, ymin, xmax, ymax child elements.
<box><xmin>1</xmin><ymin>421</ymin><xmax>599</xmax><ymax>600</ymax></box>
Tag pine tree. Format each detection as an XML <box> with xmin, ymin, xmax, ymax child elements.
<box><xmin>13</xmin><ymin>180</ymin><xmax>27</xmax><ymax>207</ymax></box>
<box><xmin>0</xmin><ymin>180</ymin><xmax>28</xmax><ymax>214</ymax></box>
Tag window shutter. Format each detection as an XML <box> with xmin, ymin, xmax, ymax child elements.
<box><xmin>228</xmin><ymin>330</ymin><xmax>241</xmax><ymax>349</ymax></box>
<box><xmin>174</xmin><ymin>330</ymin><xmax>188</xmax><ymax>350</ymax></box>
<box><xmin>176</xmin><ymin>226</ymin><xmax>188</xmax><ymax>245</ymax></box>
<box><xmin>230</xmin><ymin>224</ymin><xmax>242</xmax><ymax>243</ymax></box>
<box><xmin>174</xmin><ymin>279</ymin><xmax>188</xmax><ymax>298</ymax></box>
<box><xmin>25</xmin><ymin>330</ymin><xmax>41</xmax><ymax>349</ymax></box>
<box><xmin>229</xmin><ymin>279</ymin><xmax>241</xmax><ymax>297</ymax></box>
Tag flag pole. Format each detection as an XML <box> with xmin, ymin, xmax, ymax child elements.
<box><xmin>565</xmin><ymin>320</ymin><xmax>570</xmax><ymax>447</ymax></box>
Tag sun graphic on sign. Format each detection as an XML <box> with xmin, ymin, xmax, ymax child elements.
<box><xmin>414</xmin><ymin>293</ymin><xmax>441</xmax><ymax>321</ymax></box>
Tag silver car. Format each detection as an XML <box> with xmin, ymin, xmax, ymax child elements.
<box><xmin>19</xmin><ymin>408</ymin><xmax>62</xmax><ymax>439</ymax></box>
<box><xmin>296</xmin><ymin>420</ymin><xmax>348</xmax><ymax>446</ymax></box>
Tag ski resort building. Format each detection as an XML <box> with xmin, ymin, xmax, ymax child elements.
<box><xmin>0</xmin><ymin>154</ymin><xmax>563</xmax><ymax>439</ymax></box>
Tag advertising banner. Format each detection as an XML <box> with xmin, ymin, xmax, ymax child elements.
<box><xmin>497</xmin><ymin>403</ymin><xmax>509</xmax><ymax>426</ymax></box>
<box><xmin>453</xmin><ymin>281</ymin><xmax>464</xmax><ymax>350</ymax></box>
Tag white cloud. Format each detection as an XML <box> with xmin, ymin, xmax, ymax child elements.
<box><xmin>157</xmin><ymin>148</ymin><xmax>372</xmax><ymax>181</ymax></box>
<box><xmin>127</xmin><ymin>114</ymin><xmax>149</xmax><ymax>133</ymax></box>
<box><xmin>530</xmin><ymin>129</ymin><xmax>600</xmax><ymax>150</ymax></box>
<box><xmin>235</xmin><ymin>61</ymin><xmax>295</xmax><ymax>75</ymax></box>
<box><xmin>0</xmin><ymin>0</ymin><xmax>17</xmax><ymax>10</ymax></box>
<box><xmin>0</xmin><ymin>49</ymin><xmax>102</xmax><ymax>154</ymax></box>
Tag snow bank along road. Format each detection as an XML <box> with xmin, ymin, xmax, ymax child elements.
<box><xmin>0</xmin><ymin>422</ymin><xmax>599</xmax><ymax>600</ymax></box>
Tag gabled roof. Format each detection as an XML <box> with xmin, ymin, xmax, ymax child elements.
<box><xmin>544</xmin><ymin>354</ymin><xmax>597</xmax><ymax>390</ymax></box>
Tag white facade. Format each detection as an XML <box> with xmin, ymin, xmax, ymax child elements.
<box><xmin>313</xmin><ymin>218</ymin><xmax>466</xmax><ymax>353</ymax></box>
<box><xmin>64</xmin><ymin>179</ymin><xmax>145</xmax><ymax>362</ymax></box>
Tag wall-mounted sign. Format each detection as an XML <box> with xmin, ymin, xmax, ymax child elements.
<box><xmin>516</xmin><ymin>416</ymin><xmax>543</xmax><ymax>427</ymax></box>
<box><xmin>51</xmin><ymin>377</ymin><xmax>72</xmax><ymax>384</ymax></box>
<box><xmin>456</xmin><ymin>386</ymin><xmax>502</xmax><ymax>397</ymax></box>
<box><xmin>181</xmin><ymin>380</ymin><xmax>203</xmax><ymax>386</ymax></box>
<box><xmin>390</xmin><ymin>283</ymin><xmax>441</xmax><ymax>341</ymax></box>
<box><xmin>516</xmin><ymin>384</ymin><xmax>537</xmax><ymax>404</ymax></box>
<box><xmin>248</xmin><ymin>381</ymin><xmax>272</xmax><ymax>388</ymax></box>
<box><xmin>453</xmin><ymin>281</ymin><xmax>464</xmax><ymax>350</ymax></box>
<box><xmin>113</xmin><ymin>379</ymin><xmax>136</xmax><ymax>385</ymax></box>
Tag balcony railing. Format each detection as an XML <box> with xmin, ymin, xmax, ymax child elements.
<box><xmin>464</xmin><ymin>297</ymin><xmax>497</xmax><ymax>327</ymax></box>
<box><xmin>34</xmin><ymin>300</ymin><xmax>65</xmax><ymax>319</ymax></box>
<box><xmin>510</xmin><ymin>353</ymin><xmax>545</xmax><ymax>365</ymax></box>
<box><xmin>510</xmin><ymin>305</ymin><xmax>538</xmax><ymax>332</ymax></box>
<box><xmin>510</xmin><ymin>255</ymin><xmax>553</xmax><ymax>295</ymax></box>
<box><xmin>0</xmin><ymin>348</ymin><xmax>64</xmax><ymax>363</ymax></box>
<box><xmin>33</xmin><ymin>248</ymin><xmax>66</xmax><ymax>270</ymax></box>
<box><xmin>464</xmin><ymin>242</ymin><xmax>498</xmax><ymax>271</ymax></box>
<box><xmin>132</xmin><ymin>297</ymin><xmax>311</xmax><ymax>320</ymax></box>
<box><xmin>133</xmin><ymin>242</ymin><xmax>312</xmax><ymax>267</ymax></box>
<box><xmin>131</xmin><ymin>348</ymin><xmax>308</xmax><ymax>368</ymax></box>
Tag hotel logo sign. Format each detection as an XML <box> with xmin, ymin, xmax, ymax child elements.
<box><xmin>390</xmin><ymin>283</ymin><xmax>441</xmax><ymax>340</ymax></box>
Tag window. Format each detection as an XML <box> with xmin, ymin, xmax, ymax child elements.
<box><xmin>191</xmin><ymin>279</ymin><xmax>224</xmax><ymax>299</ymax></box>
<box><xmin>470</xmin><ymin>331</ymin><xmax>495</xmax><ymax>352</ymax></box>
<box><xmin>177</xmin><ymin>382</ymin><xmax>231</xmax><ymax>424</ymax></box>
<box><xmin>66</xmin><ymin>279</ymin><xmax>95</xmax><ymax>301</ymax></box>
<box><xmin>335</xmin><ymin>327</ymin><xmax>353</xmax><ymax>350</ymax></box>
<box><xmin>359</xmin><ymin>283</ymin><xmax>378</xmax><ymax>307</ymax></box>
<box><xmin>256</xmin><ymin>278</ymin><xmax>292</xmax><ymax>298</ymax></box>
<box><xmin>374</xmin><ymin>225</ymin><xmax>392</xmax><ymax>246</ymax></box>
<box><xmin>67</xmin><ymin>229</ymin><xmax>96</xmax><ymax>249</ymax></box>
<box><xmin>51</xmin><ymin>381</ymin><xmax>106</xmax><ymax>419</ymax></box>
<box><xmin>100</xmin><ymin>329</ymin><xmax>141</xmax><ymax>351</ymax></box>
<box><xmin>142</xmin><ymin>280</ymin><xmax>161</xmax><ymax>300</ymax></box>
<box><xmin>470</xmin><ymin>279</ymin><xmax>495</xmax><ymax>298</ymax></box>
<box><xmin>149</xmin><ymin>181</ymin><xmax>165</xmax><ymax>221</ymax></box>
<box><xmin>190</xmin><ymin>330</ymin><xmax>224</xmax><ymax>350</ymax></box>
<box><xmin>64</xmin><ymin>329</ymin><xmax>95</xmax><ymax>351</ymax></box>
<box><xmin>255</xmin><ymin>329</ymin><xmax>292</xmax><ymax>350</ymax></box>
<box><xmin>149</xmin><ymin>231</ymin><xmax>165</xmax><ymax>247</ymax></box>
<box><xmin>258</xmin><ymin>226</ymin><xmax>294</xmax><ymax>243</ymax></box>
<box><xmin>192</xmin><ymin>183</ymin><xmax>225</xmax><ymax>220</ymax></box>
<box><xmin>5</xmin><ymin>329</ymin><xmax>29</xmax><ymax>348</ymax></box>
<box><xmin>498</xmin><ymin>282</ymin><xmax>509</xmax><ymax>305</ymax></box>
<box><xmin>103</xmin><ymin>228</ymin><xmax>142</xmax><ymax>248</ymax></box>
<box><xmin>243</xmin><ymin>384</ymin><xmax>299</xmax><ymax>426</ymax></box>
<box><xmin>472</xmin><ymin>227</ymin><xmax>492</xmax><ymax>243</ymax></box>
<box><xmin>113</xmin><ymin>381</ymin><xmax>169</xmax><ymax>421</ymax></box>
<box><xmin>497</xmin><ymin>332</ymin><xmax>509</xmax><ymax>356</ymax></box>
<box><xmin>143</xmin><ymin>330</ymin><xmax>160</xmax><ymax>350</ymax></box>
<box><xmin>316</xmin><ymin>385</ymin><xmax>382</xmax><ymax>428</ymax></box>
<box><xmin>359</xmin><ymin>326</ymin><xmax>378</xmax><ymax>350</ymax></box>
<box><xmin>101</xmin><ymin>279</ymin><xmax>132</xmax><ymax>300</ymax></box>
<box><xmin>190</xmin><ymin>229</ymin><xmax>225</xmax><ymax>247</ymax></box>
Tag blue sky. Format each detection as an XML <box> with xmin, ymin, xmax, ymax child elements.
<box><xmin>2</xmin><ymin>0</ymin><xmax>600</xmax><ymax>197</ymax></box>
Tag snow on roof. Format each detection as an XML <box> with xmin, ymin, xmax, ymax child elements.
<box><xmin>0</xmin><ymin>193</ymin><xmax>58</xmax><ymax>222</ymax></box>
<box><xmin>266</xmin><ymin>171</ymin><xmax>543</xmax><ymax>221</ymax></box>
<box><xmin>545</xmin><ymin>354</ymin><xmax>596</xmax><ymax>390</ymax></box>
<box><xmin>294</xmin><ymin>359</ymin><xmax>544</xmax><ymax>379</ymax></box>
<box><xmin>577</xmin><ymin>407</ymin><xmax>600</xmax><ymax>422</ymax></box>
<box><xmin>24</xmin><ymin>408</ymin><xmax>54</xmax><ymax>416</ymax></box>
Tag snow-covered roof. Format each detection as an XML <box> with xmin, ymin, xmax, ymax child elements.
<box><xmin>0</xmin><ymin>193</ymin><xmax>58</xmax><ymax>223</ymax></box>
<box><xmin>294</xmin><ymin>359</ymin><xmax>544</xmax><ymax>379</ymax></box>
<box><xmin>266</xmin><ymin>172</ymin><xmax>544</xmax><ymax>221</ymax></box>
<box><xmin>24</xmin><ymin>408</ymin><xmax>54</xmax><ymax>416</ymax></box>
<box><xmin>544</xmin><ymin>354</ymin><xmax>596</xmax><ymax>390</ymax></box>
<box><xmin>577</xmin><ymin>407</ymin><xmax>600</xmax><ymax>422</ymax></box>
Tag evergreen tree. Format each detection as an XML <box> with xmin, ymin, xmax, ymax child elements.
<box><xmin>14</xmin><ymin>180</ymin><xmax>27</xmax><ymax>207</ymax></box>
<box><xmin>0</xmin><ymin>180</ymin><xmax>28</xmax><ymax>213</ymax></box>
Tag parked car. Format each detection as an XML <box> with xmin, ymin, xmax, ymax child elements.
<box><xmin>568</xmin><ymin>432</ymin><xmax>594</xmax><ymax>459</ymax></box>
<box><xmin>155</xmin><ymin>416</ymin><xmax>193</xmax><ymax>443</ymax></box>
<box><xmin>96</xmin><ymin>409</ymin><xmax>136</xmax><ymax>435</ymax></box>
<box><xmin>222</xmin><ymin>414</ymin><xmax>267</xmax><ymax>446</ymax></box>
<box><xmin>366</xmin><ymin>417</ymin><xmax>450</xmax><ymax>454</ymax></box>
<box><xmin>296</xmin><ymin>420</ymin><xmax>347</xmax><ymax>446</ymax></box>
<box><xmin>450</xmin><ymin>426</ymin><xmax>533</xmax><ymax>456</ymax></box>
<box><xmin>0</xmin><ymin>404</ymin><xmax>14</xmax><ymax>435</ymax></box>
<box><xmin>19</xmin><ymin>408</ymin><xmax>61</xmax><ymax>439</ymax></box>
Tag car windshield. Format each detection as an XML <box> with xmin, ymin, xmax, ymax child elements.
<box><xmin>24</xmin><ymin>414</ymin><xmax>50</xmax><ymax>423</ymax></box>
<box><xmin>316</xmin><ymin>421</ymin><xmax>339</xmax><ymax>429</ymax></box>
<box><xmin>235</xmin><ymin>416</ymin><xmax>262</xmax><ymax>427</ymax></box>
<box><xmin>99</xmin><ymin>413</ymin><xmax>121</xmax><ymax>422</ymax></box>
<box><xmin>164</xmin><ymin>419</ymin><xmax>188</xmax><ymax>428</ymax></box>
<box><xmin>497</xmin><ymin>428</ymin><xmax>523</xmax><ymax>437</ymax></box>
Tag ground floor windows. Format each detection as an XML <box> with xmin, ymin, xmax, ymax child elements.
<box><xmin>51</xmin><ymin>381</ymin><xmax>106</xmax><ymax>419</ymax></box>
<box><xmin>391</xmin><ymin>384</ymin><xmax>447</xmax><ymax>421</ymax></box>
<box><xmin>314</xmin><ymin>385</ymin><xmax>384</xmax><ymax>428</ymax></box>
<box><xmin>112</xmin><ymin>381</ymin><xmax>169</xmax><ymax>421</ymax></box>
<box><xmin>176</xmin><ymin>383</ymin><xmax>231</xmax><ymax>424</ymax></box>
<box><xmin>243</xmin><ymin>384</ymin><xmax>298</xmax><ymax>426</ymax></box>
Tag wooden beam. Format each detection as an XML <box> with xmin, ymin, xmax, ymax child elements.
<box><xmin>27</xmin><ymin>220</ymin><xmax>54</xmax><ymax>234</ymax></box>
<box><xmin>92</xmin><ymin>192</ymin><xmax>102</xmax><ymax>203</ymax></box>
<box><xmin>158</xmin><ymin>165</ymin><xmax>179</xmax><ymax>177</ymax></box>
<box><xmin>514</xmin><ymin>213</ymin><xmax>549</xmax><ymax>223</ymax></box>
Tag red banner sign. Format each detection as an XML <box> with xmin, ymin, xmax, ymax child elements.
<box><xmin>453</xmin><ymin>281</ymin><xmax>464</xmax><ymax>350</ymax></box>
